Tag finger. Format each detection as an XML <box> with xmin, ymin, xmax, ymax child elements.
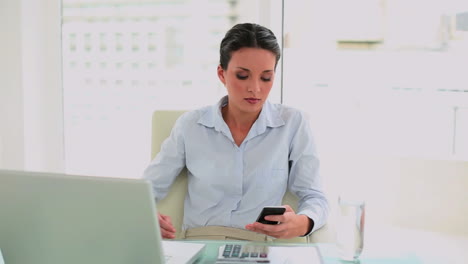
<box><xmin>161</xmin><ymin>228</ymin><xmax>176</xmax><ymax>239</ymax></box>
<box><xmin>253</xmin><ymin>222</ymin><xmax>284</xmax><ymax>233</ymax></box>
<box><xmin>160</xmin><ymin>223</ymin><xmax>176</xmax><ymax>234</ymax></box>
<box><xmin>161</xmin><ymin>224</ymin><xmax>176</xmax><ymax>238</ymax></box>
<box><xmin>257</xmin><ymin>223</ymin><xmax>289</xmax><ymax>238</ymax></box>
<box><xmin>282</xmin><ymin>204</ymin><xmax>294</xmax><ymax>213</ymax></box>
<box><xmin>160</xmin><ymin>221</ymin><xmax>176</xmax><ymax>233</ymax></box>
<box><xmin>159</xmin><ymin>219</ymin><xmax>176</xmax><ymax>238</ymax></box>
<box><xmin>158</xmin><ymin>214</ymin><xmax>176</xmax><ymax>233</ymax></box>
<box><xmin>264</xmin><ymin>210</ymin><xmax>294</xmax><ymax>223</ymax></box>
<box><xmin>160</xmin><ymin>214</ymin><xmax>171</xmax><ymax>222</ymax></box>
<box><xmin>247</xmin><ymin>223</ymin><xmax>287</xmax><ymax>239</ymax></box>
<box><xmin>264</xmin><ymin>215</ymin><xmax>283</xmax><ymax>223</ymax></box>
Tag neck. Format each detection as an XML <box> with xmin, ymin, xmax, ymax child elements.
<box><xmin>221</xmin><ymin>104</ymin><xmax>260</xmax><ymax>131</ymax></box>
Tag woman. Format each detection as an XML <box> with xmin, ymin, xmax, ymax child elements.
<box><xmin>143</xmin><ymin>23</ymin><xmax>328</xmax><ymax>241</ymax></box>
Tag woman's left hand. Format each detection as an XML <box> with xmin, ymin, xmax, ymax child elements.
<box><xmin>245</xmin><ymin>205</ymin><xmax>311</xmax><ymax>239</ymax></box>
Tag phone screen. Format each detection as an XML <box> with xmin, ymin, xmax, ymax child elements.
<box><xmin>256</xmin><ymin>206</ymin><xmax>286</xmax><ymax>225</ymax></box>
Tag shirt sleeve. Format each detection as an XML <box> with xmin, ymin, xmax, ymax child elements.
<box><xmin>142</xmin><ymin>114</ymin><xmax>187</xmax><ymax>202</ymax></box>
<box><xmin>288</xmin><ymin>111</ymin><xmax>329</xmax><ymax>235</ymax></box>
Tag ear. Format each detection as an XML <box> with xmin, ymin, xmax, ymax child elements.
<box><xmin>217</xmin><ymin>65</ymin><xmax>226</xmax><ymax>86</ymax></box>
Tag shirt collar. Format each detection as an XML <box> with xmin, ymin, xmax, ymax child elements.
<box><xmin>197</xmin><ymin>96</ymin><xmax>228</xmax><ymax>133</ymax></box>
<box><xmin>198</xmin><ymin>96</ymin><xmax>285</xmax><ymax>134</ymax></box>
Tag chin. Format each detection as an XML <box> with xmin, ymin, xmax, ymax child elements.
<box><xmin>243</xmin><ymin>105</ymin><xmax>263</xmax><ymax>114</ymax></box>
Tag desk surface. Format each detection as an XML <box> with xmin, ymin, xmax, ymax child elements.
<box><xmin>188</xmin><ymin>240</ymin><xmax>325</xmax><ymax>264</ymax></box>
<box><xmin>184</xmin><ymin>225</ymin><xmax>468</xmax><ymax>264</ymax></box>
<box><xmin>186</xmin><ymin>240</ymin><xmax>420</xmax><ymax>264</ymax></box>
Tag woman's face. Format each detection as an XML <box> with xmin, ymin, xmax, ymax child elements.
<box><xmin>217</xmin><ymin>47</ymin><xmax>276</xmax><ymax>116</ymax></box>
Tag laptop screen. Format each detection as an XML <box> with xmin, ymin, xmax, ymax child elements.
<box><xmin>0</xmin><ymin>170</ymin><xmax>166</xmax><ymax>264</ymax></box>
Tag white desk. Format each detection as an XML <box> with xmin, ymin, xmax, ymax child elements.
<box><xmin>192</xmin><ymin>224</ymin><xmax>468</xmax><ymax>264</ymax></box>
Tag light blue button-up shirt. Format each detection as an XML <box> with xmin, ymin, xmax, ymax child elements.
<box><xmin>143</xmin><ymin>96</ymin><xmax>328</xmax><ymax>234</ymax></box>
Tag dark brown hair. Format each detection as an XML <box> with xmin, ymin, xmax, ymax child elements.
<box><xmin>219</xmin><ymin>23</ymin><xmax>281</xmax><ymax>70</ymax></box>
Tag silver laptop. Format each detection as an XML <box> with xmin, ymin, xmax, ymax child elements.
<box><xmin>0</xmin><ymin>170</ymin><xmax>205</xmax><ymax>264</ymax></box>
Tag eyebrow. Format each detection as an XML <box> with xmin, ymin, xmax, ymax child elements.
<box><xmin>236</xmin><ymin>67</ymin><xmax>273</xmax><ymax>73</ymax></box>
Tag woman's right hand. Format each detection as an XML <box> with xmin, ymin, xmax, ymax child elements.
<box><xmin>158</xmin><ymin>213</ymin><xmax>176</xmax><ymax>239</ymax></box>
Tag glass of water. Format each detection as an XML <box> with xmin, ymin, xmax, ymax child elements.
<box><xmin>336</xmin><ymin>196</ymin><xmax>365</xmax><ymax>262</ymax></box>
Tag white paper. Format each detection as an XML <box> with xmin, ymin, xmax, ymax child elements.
<box><xmin>268</xmin><ymin>246</ymin><xmax>323</xmax><ymax>264</ymax></box>
<box><xmin>0</xmin><ymin>248</ymin><xmax>4</xmax><ymax>264</ymax></box>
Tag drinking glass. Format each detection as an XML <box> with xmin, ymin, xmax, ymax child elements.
<box><xmin>336</xmin><ymin>196</ymin><xmax>365</xmax><ymax>262</ymax></box>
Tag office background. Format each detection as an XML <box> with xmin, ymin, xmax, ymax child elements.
<box><xmin>1</xmin><ymin>0</ymin><xmax>468</xmax><ymax>251</ymax></box>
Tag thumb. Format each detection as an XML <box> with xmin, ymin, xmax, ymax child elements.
<box><xmin>282</xmin><ymin>204</ymin><xmax>295</xmax><ymax>213</ymax></box>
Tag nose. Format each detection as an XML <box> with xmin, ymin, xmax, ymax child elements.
<box><xmin>248</xmin><ymin>79</ymin><xmax>261</xmax><ymax>93</ymax></box>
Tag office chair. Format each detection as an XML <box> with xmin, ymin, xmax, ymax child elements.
<box><xmin>151</xmin><ymin>110</ymin><xmax>316</xmax><ymax>243</ymax></box>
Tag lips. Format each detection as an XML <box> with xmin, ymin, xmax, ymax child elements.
<box><xmin>245</xmin><ymin>98</ymin><xmax>261</xmax><ymax>104</ymax></box>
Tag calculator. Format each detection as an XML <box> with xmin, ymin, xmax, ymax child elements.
<box><xmin>216</xmin><ymin>244</ymin><xmax>270</xmax><ymax>263</ymax></box>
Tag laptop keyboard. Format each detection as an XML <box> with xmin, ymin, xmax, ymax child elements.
<box><xmin>217</xmin><ymin>244</ymin><xmax>270</xmax><ymax>263</ymax></box>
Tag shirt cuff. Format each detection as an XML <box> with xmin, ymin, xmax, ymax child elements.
<box><xmin>297</xmin><ymin>210</ymin><xmax>320</xmax><ymax>236</ymax></box>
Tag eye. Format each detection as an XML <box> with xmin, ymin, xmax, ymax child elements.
<box><xmin>261</xmin><ymin>77</ymin><xmax>271</xmax><ymax>82</ymax></box>
<box><xmin>236</xmin><ymin>74</ymin><xmax>248</xmax><ymax>80</ymax></box>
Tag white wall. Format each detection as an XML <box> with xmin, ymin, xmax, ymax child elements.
<box><xmin>320</xmin><ymin>154</ymin><xmax>468</xmax><ymax>237</ymax></box>
<box><xmin>0</xmin><ymin>0</ymin><xmax>64</xmax><ymax>172</ymax></box>
<box><xmin>0</xmin><ymin>0</ymin><xmax>25</xmax><ymax>170</ymax></box>
<box><xmin>1</xmin><ymin>0</ymin><xmax>467</xmax><ymax>240</ymax></box>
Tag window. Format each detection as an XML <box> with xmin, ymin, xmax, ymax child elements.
<box><xmin>61</xmin><ymin>0</ymin><xmax>468</xmax><ymax>179</ymax></box>
<box><xmin>62</xmin><ymin>0</ymin><xmax>283</xmax><ymax>177</ymax></box>
<box><xmin>283</xmin><ymin>0</ymin><xmax>468</xmax><ymax>160</ymax></box>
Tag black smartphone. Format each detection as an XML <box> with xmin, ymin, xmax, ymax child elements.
<box><xmin>255</xmin><ymin>206</ymin><xmax>286</xmax><ymax>225</ymax></box>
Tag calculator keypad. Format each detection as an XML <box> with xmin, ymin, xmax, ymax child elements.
<box><xmin>218</xmin><ymin>244</ymin><xmax>270</xmax><ymax>263</ymax></box>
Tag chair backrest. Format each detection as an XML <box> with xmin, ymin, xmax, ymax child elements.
<box><xmin>151</xmin><ymin>110</ymin><xmax>309</xmax><ymax>242</ymax></box>
<box><xmin>151</xmin><ymin>111</ymin><xmax>187</xmax><ymax>240</ymax></box>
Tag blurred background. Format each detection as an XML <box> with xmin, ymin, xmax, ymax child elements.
<box><xmin>1</xmin><ymin>0</ymin><xmax>468</xmax><ymax>253</ymax></box>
